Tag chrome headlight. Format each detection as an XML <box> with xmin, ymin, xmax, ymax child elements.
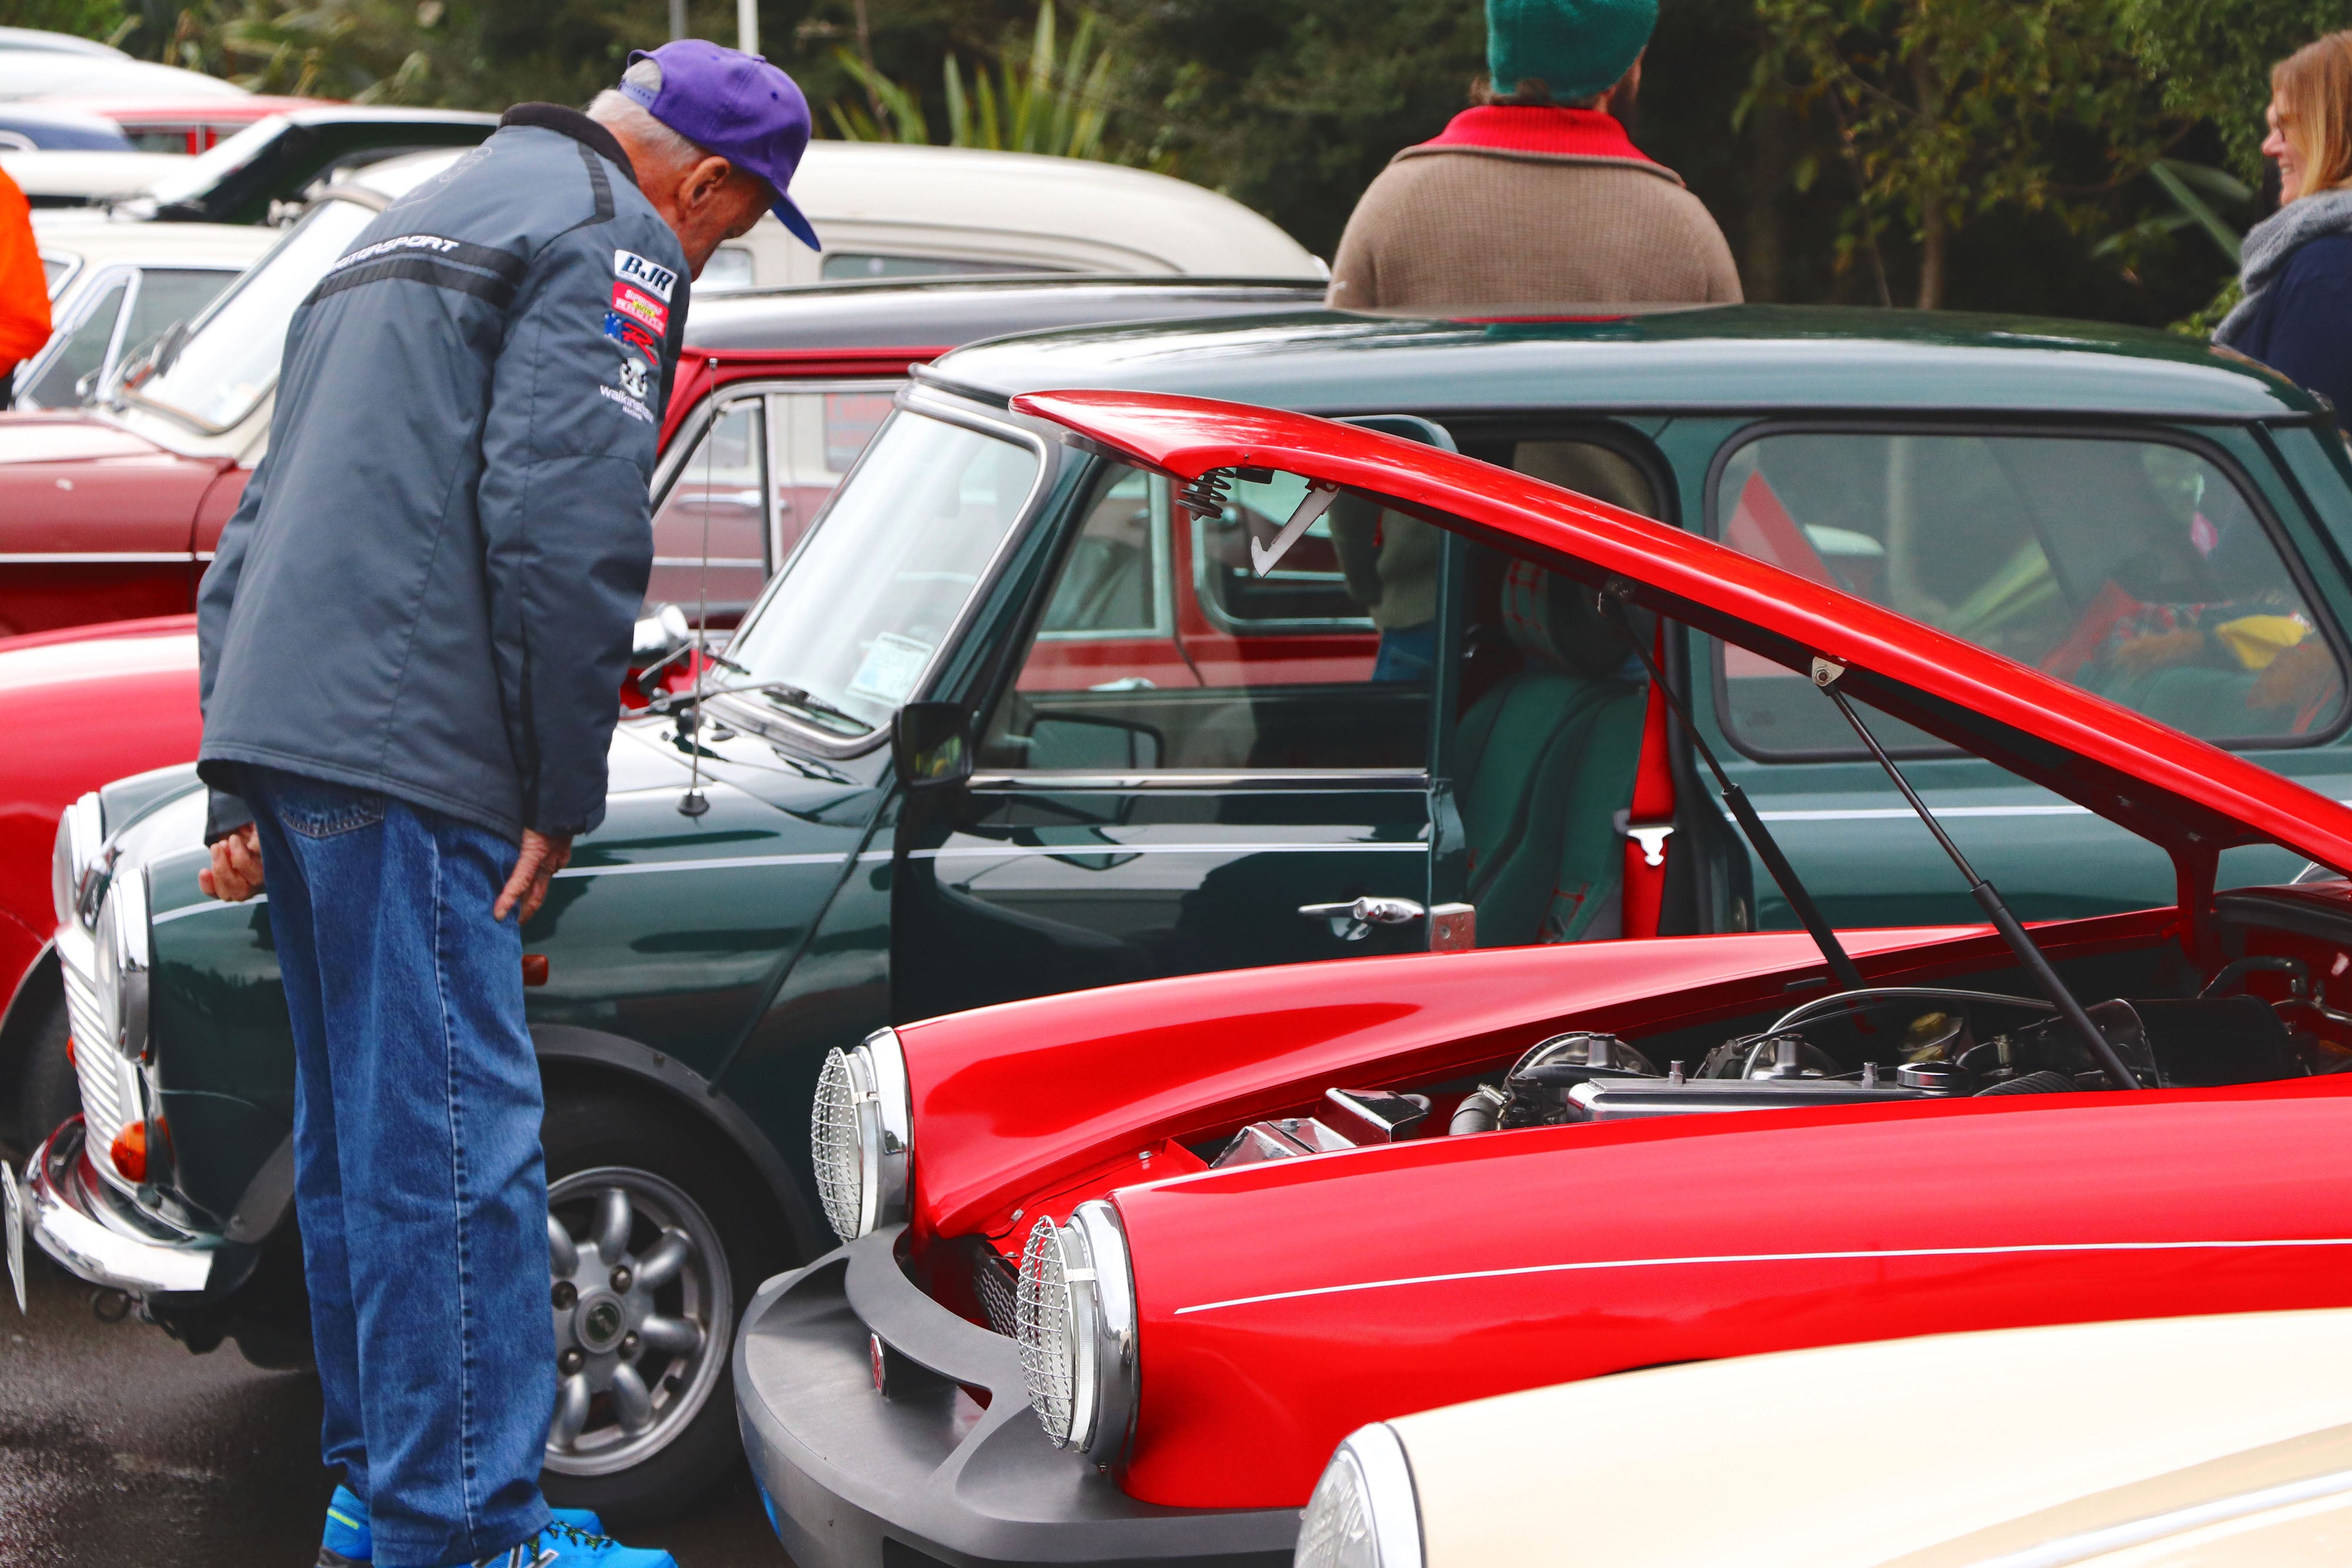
<box><xmin>810</xmin><ymin>1028</ymin><xmax>912</xmax><ymax>1242</ymax></box>
<box><xmin>1295</xmin><ymin>1423</ymin><xmax>1423</xmax><ymax>1568</ymax></box>
<box><xmin>1015</xmin><ymin>1198</ymin><xmax>1138</xmax><ymax>1468</ymax></box>
<box><xmin>90</xmin><ymin>864</ymin><xmax>151</xmax><ymax>1064</ymax></box>
<box><xmin>51</xmin><ymin>792</ymin><xmax>103</xmax><ymax>929</ymax></box>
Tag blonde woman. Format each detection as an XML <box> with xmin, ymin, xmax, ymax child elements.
<box><xmin>2217</xmin><ymin>32</ymin><xmax>2352</xmax><ymax>419</ymax></box>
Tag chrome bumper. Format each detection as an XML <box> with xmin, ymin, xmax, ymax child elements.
<box><xmin>733</xmin><ymin>1225</ymin><xmax>1296</xmax><ymax>1568</ymax></box>
<box><xmin>24</xmin><ymin>1116</ymin><xmax>219</xmax><ymax>1296</ymax></box>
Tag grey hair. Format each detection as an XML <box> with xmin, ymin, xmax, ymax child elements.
<box><xmin>588</xmin><ymin>63</ymin><xmax>709</xmax><ymax>172</ymax></box>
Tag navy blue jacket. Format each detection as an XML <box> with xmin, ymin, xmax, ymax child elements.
<box><xmin>198</xmin><ymin>106</ymin><xmax>688</xmax><ymax>841</ymax></box>
<box><xmin>2226</xmin><ymin>231</ymin><xmax>2352</xmax><ymax>424</ymax></box>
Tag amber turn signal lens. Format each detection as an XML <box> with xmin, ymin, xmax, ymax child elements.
<box><xmin>522</xmin><ymin>954</ymin><xmax>549</xmax><ymax>987</ymax></box>
<box><xmin>110</xmin><ymin>1121</ymin><xmax>147</xmax><ymax>1183</ymax></box>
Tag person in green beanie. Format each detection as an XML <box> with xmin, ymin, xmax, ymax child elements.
<box><xmin>1326</xmin><ymin>0</ymin><xmax>1740</xmax><ymax>313</ymax></box>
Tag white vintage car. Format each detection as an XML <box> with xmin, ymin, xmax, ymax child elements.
<box><xmin>19</xmin><ymin>218</ymin><xmax>273</xmax><ymax>406</ymax></box>
<box><xmin>1299</xmin><ymin>1309</ymin><xmax>2352</xmax><ymax>1568</ymax></box>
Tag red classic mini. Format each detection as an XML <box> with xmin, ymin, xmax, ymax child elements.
<box><xmin>734</xmin><ymin>391</ymin><xmax>2352</xmax><ymax>1568</ymax></box>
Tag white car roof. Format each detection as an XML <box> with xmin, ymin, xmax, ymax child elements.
<box><xmin>1387</xmin><ymin>1308</ymin><xmax>2352</xmax><ymax>1568</ymax></box>
<box><xmin>33</xmin><ymin>218</ymin><xmax>275</xmax><ymax>276</ymax></box>
<box><xmin>1</xmin><ymin>148</ymin><xmax>189</xmax><ymax>200</ymax></box>
<box><xmin>0</xmin><ymin>26</ymin><xmax>128</xmax><ymax>58</ymax></box>
<box><xmin>0</xmin><ymin>53</ymin><xmax>243</xmax><ymax>101</ymax></box>
<box><xmin>786</xmin><ymin>142</ymin><xmax>1319</xmax><ymax>276</ymax></box>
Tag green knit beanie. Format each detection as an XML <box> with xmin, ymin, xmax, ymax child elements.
<box><xmin>1486</xmin><ymin>0</ymin><xmax>1657</xmax><ymax>103</ymax></box>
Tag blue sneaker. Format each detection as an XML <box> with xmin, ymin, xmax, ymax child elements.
<box><xmin>316</xmin><ymin>1487</ymin><xmax>607</xmax><ymax>1566</ymax></box>
<box><xmin>472</xmin><ymin>1520</ymin><xmax>676</xmax><ymax>1567</ymax></box>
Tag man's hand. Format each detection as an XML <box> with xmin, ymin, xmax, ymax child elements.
<box><xmin>199</xmin><ymin>823</ymin><xmax>263</xmax><ymax>902</ymax></box>
<box><xmin>495</xmin><ymin>830</ymin><xmax>573</xmax><ymax>924</ymax></box>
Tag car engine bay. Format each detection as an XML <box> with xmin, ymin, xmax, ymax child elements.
<box><xmin>1207</xmin><ymin>942</ymin><xmax>2352</xmax><ymax>1168</ymax></box>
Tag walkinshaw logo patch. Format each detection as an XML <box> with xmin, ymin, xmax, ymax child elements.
<box><xmin>614</xmin><ymin>249</ymin><xmax>677</xmax><ymax>302</ymax></box>
<box><xmin>603</xmin><ymin>311</ymin><xmax>660</xmax><ymax>356</ymax></box>
<box><xmin>328</xmin><ymin>233</ymin><xmax>463</xmax><ymax>275</ymax></box>
<box><xmin>617</xmin><ymin>354</ymin><xmax>650</xmax><ymax>401</ymax></box>
<box><xmin>610</xmin><ymin>282</ymin><xmax>667</xmax><ymax>335</ymax></box>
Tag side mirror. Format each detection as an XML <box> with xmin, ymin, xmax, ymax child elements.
<box><xmin>894</xmin><ymin>701</ymin><xmax>973</xmax><ymax>789</ymax></box>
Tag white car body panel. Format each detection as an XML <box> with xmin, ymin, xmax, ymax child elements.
<box><xmin>1385</xmin><ymin>1309</ymin><xmax>2352</xmax><ymax>1568</ymax></box>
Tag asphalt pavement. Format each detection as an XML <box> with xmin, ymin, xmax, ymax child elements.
<box><xmin>0</xmin><ymin>1254</ymin><xmax>784</xmax><ymax>1567</ymax></box>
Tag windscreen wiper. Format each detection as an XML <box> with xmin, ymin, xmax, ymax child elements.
<box><xmin>1807</xmin><ymin>657</ymin><xmax>2142</xmax><ymax>1091</ymax></box>
<box><xmin>1599</xmin><ymin>588</ymin><xmax>1865</xmax><ymax>994</ymax></box>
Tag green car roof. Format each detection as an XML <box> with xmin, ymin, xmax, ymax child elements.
<box><xmin>922</xmin><ymin>303</ymin><xmax>2323</xmax><ymax>423</ymax></box>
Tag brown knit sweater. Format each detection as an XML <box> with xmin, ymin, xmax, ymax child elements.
<box><xmin>1327</xmin><ymin>141</ymin><xmax>1742</xmax><ymax>312</ymax></box>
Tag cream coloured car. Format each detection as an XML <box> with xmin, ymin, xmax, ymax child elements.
<box><xmin>1299</xmin><ymin>1309</ymin><xmax>2352</xmax><ymax>1568</ymax></box>
<box><xmin>699</xmin><ymin>140</ymin><xmax>1324</xmax><ymax>289</ymax></box>
<box><xmin>19</xmin><ymin>218</ymin><xmax>273</xmax><ymax>406</ymax></box>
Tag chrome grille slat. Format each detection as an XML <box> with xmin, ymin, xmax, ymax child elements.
<box><xmin>58</xmin><ymin>934</ymin><xmax>129</xmax><ymax>1158</ymax></box>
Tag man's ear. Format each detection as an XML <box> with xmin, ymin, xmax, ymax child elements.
<box><xmin>683</xmin><ymin>154</ymin><xmax>734</xmax><ymax>210</ymax></box>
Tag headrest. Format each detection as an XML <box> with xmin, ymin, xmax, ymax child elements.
<box><xmin>1500</xmin><ymin>560</ymin><xmax>1638</xmax><ymax>676</ymax></box>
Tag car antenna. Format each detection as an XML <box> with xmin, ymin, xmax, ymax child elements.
<box><xmin>679</xmin><ymin>370</ymin><xmax>721</xmax><ymax>818</ymax></box>
<box><xmin>1598</xmin><ymin>584</ymin><xmax>1865</xmax><ymax>994</ymax></box>
<box><xmin>1807</xmin><ymin>656</ymin><xmax>2141</xmax><ymax>1091</ymax></box>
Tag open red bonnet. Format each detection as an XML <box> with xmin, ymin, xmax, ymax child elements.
<box><xmin>1008</xmin><ymin>389</ymin><xmax>2352</xmax><ymax>890</ymax></box>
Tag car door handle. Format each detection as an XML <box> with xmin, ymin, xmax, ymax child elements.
<box><xmin>1300</xmin><ymin>896</ymin><xmax>1425</xmax><ymax>941</ymax></box>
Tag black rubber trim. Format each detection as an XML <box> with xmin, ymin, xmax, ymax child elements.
<box><xmin>735</xmin><ymin>1227</ymin><xmax>1297</xmax><ymax>1568</ymax></box>
<box><xmin>306</xmin><ymin>255</ymin><xmax>518</xmax><ymax>309</ymax></box>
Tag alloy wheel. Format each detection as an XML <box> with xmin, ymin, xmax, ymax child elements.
<box><xmin>543</xmin><ymin>1166</ymin><xmax>733</xmax><ymax>1477</ymax></box>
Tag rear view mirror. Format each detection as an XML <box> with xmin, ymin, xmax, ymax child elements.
<box><xmin>894</xmin><ymin>701</ymin><xmax>973</xmax><ymax>789</ymax></box>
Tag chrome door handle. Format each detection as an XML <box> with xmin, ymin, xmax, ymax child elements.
<box><xmin>1300</xmin><ymin>896</ymin><xmax>1426</xmax><ymax>942</ymax></box>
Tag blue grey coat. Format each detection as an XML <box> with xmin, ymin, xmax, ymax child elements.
<box><xmin>198</xmin><ymin>105</ymin><xmax>689</xmax><ymax>842</ymax></box>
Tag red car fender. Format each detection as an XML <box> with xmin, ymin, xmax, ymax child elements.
<box><xmin>1110</xmin><ymin>1072</ymin><xmax>2352</xmax><ymax>1508</ymax></box>
<box><xmin>0</xmin><ymin>617</ymin><xmax>202</xmax><ymax>1006</ymax></box>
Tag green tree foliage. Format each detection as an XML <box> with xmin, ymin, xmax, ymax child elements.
<box><xmin>1752</xmin><ymin>0</ymin><xmax>2179</xmax><ymax>308</ymax></box>
<box><xmin>2117</xmin><ymin>0</ymin><xmax>2352</xmax><ymax>178</ymax></box>
<box><xmin>0</xmin><ymin>0</ymin><xmax>131</xmax><ymax>42</ymax></box>
<box><xmin>1096</xmin><ymin>0</ymin><xmax>1484</xmax><ymax>259</ymax></box>
<box><xmin>827</xmin><ymin>2</ymin><xmax>1134</xmax><ymax>163</ymax></box>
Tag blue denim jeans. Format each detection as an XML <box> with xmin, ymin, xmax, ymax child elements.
<box><xmin>246</xmin><ymin>768</ymin><xmax>553</xmax><ymax>1567</ymax></box>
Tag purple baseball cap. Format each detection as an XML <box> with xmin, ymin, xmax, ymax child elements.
<box><xmin>622</xmin><ymin>39</ymin><xmax>820</xmax><ymax>250</ymax></box>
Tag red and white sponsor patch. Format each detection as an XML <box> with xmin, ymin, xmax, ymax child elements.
<box><xmin>611</xmin><ymin>282</ymin><xmax>667</xmax><ymax>335</ymax></box>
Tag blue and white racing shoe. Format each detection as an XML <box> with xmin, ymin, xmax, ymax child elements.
<box><xmin>470</xmin><ymin>1519</ymin><xmax>676</xmax><ymax>1568</ymax></box>
<box><xmin>316</xmin><ymin>1487</ymin><xmax>608</xmax><ymax>1567</ymax></box>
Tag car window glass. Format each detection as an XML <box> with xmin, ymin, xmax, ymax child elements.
<box><xmin>646</xmin><ymin>399</ymin><xmax>766</xmax><ymax>621</ymax></box>
<box><xmin>116</xmin><ymin>267</ymin><xmax>238</xmax><ymax>372</ymax></box>
<box><xmin>979</xmin><ymin>462</ymin><xmax>1429</xmax><ymax>773</ymax></box>
<box><xmin>726</xmin><ymin>410</ymin><xmax>1040</xmax><ymax>739</ymax></box>
<box><xmin>765</xmin><ymin>386</ymin><xmax>901</xmax><ymax>566</ymax></box>
<box><xmin>693</xmin><ymin>246</ymin><xmax>755</xmax><ymax>292</ymax></box>
<box><xmin>1195</xmin><ymin>468</ymin><xmax>1381</xmax><ymax>631</ymax></box>
<box><xmin>1713</xmin><ymin>432</ymin><xmax>2347</xmax><ymax>751</ymax></box>
<box><xmin>41</xmin><ymin>255</ymin><xmax>71</xmax><ymax>289</ymax></box>
<box><xmin>131</xmin><ymin>196</ymin><xmax>373</xmax><ymax>430</ymax></box>
<box><xmin>818</xmin><ymin>253</ymin><xmax>1066</xmax><ymax>282</ymax></box>
<box><xmin>22</xmin><ymin>275</ymin><xmax>125</xmax><ymax>408</ymax></box>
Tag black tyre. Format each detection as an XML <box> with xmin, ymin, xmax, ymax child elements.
<box><xmin>537</xmin><ymin>1088</ymin><xmax>791</xmax><ymax>1527</ymax></box>
<box><xmin>14</xmin><ymin>988</ymin><xmax>75</xmax><ymax>1159</ymax></box>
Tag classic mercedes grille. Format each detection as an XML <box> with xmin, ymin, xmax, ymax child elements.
<box><xmin>974</xmin><ymin>1249</ymin><xmax>1019</xmax><ymax>1337</ymax></box>
<box><xmin>58</xmin><ymin>937</ymin><xmax>130</xmax><ymax>1156</ymax></box>
<box><xmin>810</xmin><ymin>1048</ymin><xmax>864</xmax><ymax>1242</ymax></box>
<box><xmin>1016</xmin><ymin>1218</ymin><xmax>1076</xmax><ymax>1446</ymax></box>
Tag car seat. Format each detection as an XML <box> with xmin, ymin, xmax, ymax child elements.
<box><xmin>1454</xmin><ymin>562</ymin><xmax>1648</xmax><ymax>945</ymax></box>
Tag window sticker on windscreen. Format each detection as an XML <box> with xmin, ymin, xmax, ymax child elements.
<box><xmin>847</xmin><ymin>633</ymin><xmax>933</xmax><ymax>707</ymax></box>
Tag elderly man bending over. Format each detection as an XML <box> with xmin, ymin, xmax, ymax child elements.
<box><xmin>195</xmin><ymin>43</ymin><xmax>821</xmax><ymax>1568</ymax></box>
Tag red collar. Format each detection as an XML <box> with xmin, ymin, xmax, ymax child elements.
<box><xmin>1418</xmin><ymin>105</ymin><xmax>1655</xmax><ymax>163</ymax></box>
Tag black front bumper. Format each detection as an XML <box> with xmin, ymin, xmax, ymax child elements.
<box><xmin>733</xmin><ymin>1226</ymin><xmax>1296</xmax><ymax>1568</ymax></box>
